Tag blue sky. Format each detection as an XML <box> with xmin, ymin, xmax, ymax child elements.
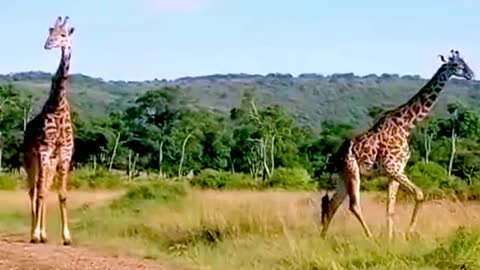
<box><xmin>1</xmin><ymin>0</ymin><xmax>478</xmax><ymax>81</ymax></box>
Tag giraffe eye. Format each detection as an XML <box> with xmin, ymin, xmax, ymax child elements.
<box><xmin>61</xmin><ymin>34</ymin><xmax>66</xmax><ymax>37</ymax></box>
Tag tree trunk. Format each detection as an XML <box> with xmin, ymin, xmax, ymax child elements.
<box><xmin>448</xmin><ymin>132</ymin><xmax>456</xmax><ymax>177</ymax></box>
<box><xmin>270</xmin><ymin>134</ymin><xmax>276</xmax><ymax>176</ymax></box>
<box><xmin>178</xmin><ymin>133</ymin><xmax>193</xmax><ymax>178</ymax></box>
<box><xmin>0</xmin><ymin>131</ymin><xmax>3</xmax><ymax>173</ymax></box>
<box><xmin>93</xmin><ymin>155</ymin><xmax>97</xmax><ymax>172</ymax></box>
<box><xmin>127</xmin><ymin>149</ymin><xmax>132</xmax><ymax>179</ymax></box>
<box><xmin>23</xmin><ymin>106</ymin><xmax>32</xmax><ymax>132</ymax></box>
<box><xmin>109</xmin><ymin>132</ymin><xmax>121</xmax><ymax>171</ymax></box>
<box><xmin>130</xmin><ymin>152</ymin><xmax>139</xmax><ymax>182</ymax></box>
<box><xmin>424</xmin><ymin>134</ymin><xmax>432</xmax><ymax>164</ymax></box>
<box><xmin>158</xmin><ymin>140</ymin><xmax>164</xmax><ymax>178</ymax></box>
<box><xmin>229</xmin><ymin>156</ymin><xmax>235</xmax><ymax>173</ymax></box>
<box><xmin>261</xmin><ymin>138</ymin><xmax>271</xmax><ymax>180</ymax></box>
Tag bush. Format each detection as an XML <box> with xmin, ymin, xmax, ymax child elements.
<box><xmin>407</xmin><ymin>162</ymin><xmax>450</xmax><ymax>191</ymax></box>
<box><xmin>191</xmin><ymin>169</ymin><xmax>260</xmax><ymax>190</ymax></box>
<box><xmin>362</xmin><ymin>176</ymin><xmax>389</xmax><ymax>191</ymax></box>
<box><xmin>265</xmin><ymin>167</ymin><xmax>317</xmax><ymax>191</ymax></box>
<box><xmin>69</xmin><ymin>168</ymin><xmax>125</xmax><ymax>189</ymax></box>
<box><xmin>424</xmin><ymin>228</ymin><xmax>480</xmax><ymax>269</ymax></box>
<box><xmin>110</xmin><ymin>181</ymin><xmax>187</xmax><ymax>209</ymax></box>
<box><xmin>191</xmin><ymin>169</ymin><xmax>229</xmax><ymax>189</ymax></box>
<box><xmin>226</xmin><ymin>173</ymin><xmax>261</xmax><ymax>190</ymax></box>
<box><xmin>0</xmin><ymin>174</ymin><xmax>18</xmax><ymax>190</ymax></box>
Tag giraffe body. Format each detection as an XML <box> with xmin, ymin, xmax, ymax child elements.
<box><xmin>22</xmin><ymin>16</ymin><xmax>75</xmax><ymax>245</ymax></box>
<box><xmin>321</xmin><ymin>50</ymin><xmax>474</xmax><ymax>239</ymax></box>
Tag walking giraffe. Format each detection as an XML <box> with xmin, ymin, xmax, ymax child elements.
<box><xmin>321</xmin><ymin>50</ymin><xmax>474</xmax><ymax>239</ymax></box>
<box><xmin>22</xmin><ymin>16</ymin><xmax>75</xmax><ymax>245</ymax></box>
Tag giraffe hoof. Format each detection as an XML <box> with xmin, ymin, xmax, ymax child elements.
<box><xmin>30</xmin><ymin>237</ymin><xmax>41</xmax><ymax>244</ymax></box>
<box><xmin>40</xmin><ymin>237</ymin><xmax>48</xmax><ymax>244</ymax></box>
<box><xmin>63</xmin><ymin>239</ymin><xmax>72</xmax><ymax>246</ymax></box>
<box><xmin>405</xmin><ymin>231</ymin><xmax>420</xmax><ymax>241</ymax></box>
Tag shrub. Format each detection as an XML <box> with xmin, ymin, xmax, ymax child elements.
<box><xmin>407</xmin><ymin>162</ymin><xmax>450</xmax><ymax>191</ymax></box>
<box><xmin>424</xmin><ymin>228</ymin><xmax>480</xmax><ymax>269</ymax></box>
<box><xmin>362</xmin><ymin>176</ymin><xmax>389</xmax><ymax>191</ymax></box>
<box><xmin>110</xmin><ymin>181</ymin><xmax>187</xmax><ymax>209</ymax></box>
<box><xmin>0</xmin><ymin>174</ymin><xmax>18</xmax><ymax>190</ymax></box>
<box><xmin>191</xmin><ymin>169</ymin><xmax>260</xmax><ymax>190</ymax></box>
<box><xmin>265</xmin><ymin>167</ymin><xmax>317</xmax><ymax>191</ymax></box>
<box><xmin>70</xmin><ymin>168</ymin><xmax>125</xmax><ymax>189</ymax></box>
<box><xmin>226</xmin><ymin>173</ymin><xmax>260</xmax><ymax>190</ymax></box>
<box><xmin>190</xmin><ymin>169</ymin><xmax>229</xmax><ymax>189</ymax></box>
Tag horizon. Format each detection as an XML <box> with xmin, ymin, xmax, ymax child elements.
<box><xmin>1</xmin><ymin>69</ymin><xmax>443</xmax><ymax>83</ymax></box>
<box><xmin>1</xmin><ymin>0</ymin><xmax>479</xmax><ymax>81</ymax></box>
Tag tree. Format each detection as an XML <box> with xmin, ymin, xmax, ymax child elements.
<box><xmin>0</xmin><ymin>85</ymin><xmax>23</xmax><ymax>172</ymax></box>
<box><xmin>415</xmin><ymin>118</ymin><xmax>440</xmax><ymax>164</ymax></box>
<box><xmin>299</xmin><ymin>120</ymin><xmax>354</xmax><ymax>187</ymax></box>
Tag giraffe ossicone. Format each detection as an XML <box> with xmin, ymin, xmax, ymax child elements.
<box><xmin>320</xmin><ymin>50</ymin><xmax>474</xmax><ymax>240</ymax></box>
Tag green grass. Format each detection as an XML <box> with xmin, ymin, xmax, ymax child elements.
<box><xmin>0</xmin><ymin>184</ymin><xmax>479</xmax><ymax>269</ymax></box>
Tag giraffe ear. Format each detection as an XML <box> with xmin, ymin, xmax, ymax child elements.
<box><xmin>439</xmin><ymin>55</ymin><xmax>446</xmax><ymax>63</ymax></box>
<box><xmin>68</xmin><ymin>27</ymin><xmax>75</xmax><ymax>35</ymax></box>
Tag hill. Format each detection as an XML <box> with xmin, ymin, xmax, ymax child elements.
<box><xmin>2</xmin><ymin>71</ymin><xmax>480</xmax><ymax>129</ymax></box>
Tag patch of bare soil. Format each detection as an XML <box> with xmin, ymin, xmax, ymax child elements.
<box><xmin>0</xmin><ymin>234</ymin><xmax>180</xmax><ymax>270</ymax></box>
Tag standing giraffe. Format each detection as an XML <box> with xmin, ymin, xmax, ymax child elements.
<box><xmin>321</xmin><ymin>50</ymin><xmax>474</xmax><ymax>239</ymax></box>
<box><xmin>22</xmin><ymin>16</ymin><xmax>75</xmax><ymax>245</ymax></box>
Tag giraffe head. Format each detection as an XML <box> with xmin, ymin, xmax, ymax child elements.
<box><xmin>439</xmin><ymin>50</ymin><xmax>474</xmax><ymax>80</ymax></box>
<box><xmin>44</xmin><ymin>16</ymin><xmax>75</xmax><ymax>50</ymax></box>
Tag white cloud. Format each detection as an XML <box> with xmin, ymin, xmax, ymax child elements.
<box><xmin>141</xmin><ymin>0</ymin><xmax>203</xmax><ymax>13</ymax></box>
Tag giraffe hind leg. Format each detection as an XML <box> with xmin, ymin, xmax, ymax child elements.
<box><xmin>321</xmin><ymin>185</ymin><xmax>347</xmax><ymax>238</ymax></box>
<box><xmin>344</xmin><ymin>159</ymin><xmax>373</xmax><ymax>238</ymax></box>
<box><xmin>25</xmin><ymin>154</ymin><xmax>40</xmax><ymax>244</ymax></box>
<box><xmin>322</xmin><ymin>158</ymin><xmax>373</xmax><ymax>238</ymax></box>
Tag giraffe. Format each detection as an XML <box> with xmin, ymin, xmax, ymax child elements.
<box><xmin>22</xmin><ymin>16</ymin><xmax>75</xmax><ymax>245</ymax></box>
<box><xmin>321</xmin><ymin>50</ymin><xmax>474</xmax><ymax>239</ymax></box>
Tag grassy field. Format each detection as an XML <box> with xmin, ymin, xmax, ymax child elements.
<box><xmin>0</xmin><ymin>183</ymin><xmax>479</xmax><ymax>270</ymax></box>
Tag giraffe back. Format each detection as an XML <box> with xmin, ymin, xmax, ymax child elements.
<box><xmin>342</xmin><ymin>113</ymin><xmax>412</xmax><ymax>173</ymax></box>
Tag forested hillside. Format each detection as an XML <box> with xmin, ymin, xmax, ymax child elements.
<box><xmin>4</xmin><ymin>71</ymin><xmax>480</xmax><ymax>129</ymax></box>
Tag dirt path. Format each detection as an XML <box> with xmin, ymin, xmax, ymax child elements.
<box><xmin>0</xmin><ymin>234</ymin><xmax>179</xmax><ymax>270</ymax></box>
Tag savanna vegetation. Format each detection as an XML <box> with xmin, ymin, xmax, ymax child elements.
<box><xmin>0</xmin><ymin>72</ymin><xmax>480</xmax><ymax>269</ymax></box>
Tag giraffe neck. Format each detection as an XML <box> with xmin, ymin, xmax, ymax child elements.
<box><xmin>393</xmin><ymin>64</ymin><xmax>454</xmax><ymax>130</ymax></box>
<box><xmin>43</xmin><ymin>46</ymin><xmax>71</xmax><ymax>113</ymax></box>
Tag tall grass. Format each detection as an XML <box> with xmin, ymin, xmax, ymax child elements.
<box><xmin>0</xmin><ymin>181</ymin><xmax>479</xmax><ymax>269</ymax></box>
<box><xmin>68</xmin><ymin>185</ymin><xmax>480</xmax><ymax>269</ymax></box>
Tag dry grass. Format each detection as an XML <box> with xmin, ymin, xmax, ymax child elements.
<box><xmin>0</xmin><ymin>190</ymin><xmax>124</xmax><ymax>213</ymax></box>
<box><xmin>0</xmin><ymin>186</ymin><xmax>479</xmax><ymax>269</ymax></box>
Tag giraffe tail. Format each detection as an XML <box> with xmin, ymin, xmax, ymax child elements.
<box><xmin>321</xmin><ymin>139</ymin><xmax>353</xmax><ymax>224</ymax></box>
<box><xmin>321</xmin><ymin>192</ymin><xmax>329</xmax><ymax>224</ymax></box>
<box><xmin>333</xmin><ymin>139</ymin><xmax>353</xmax><ymax>163</ymax></box>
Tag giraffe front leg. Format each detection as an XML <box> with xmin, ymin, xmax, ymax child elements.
<box><xmin>391</xmin><ymin>173</ymin><xmax>424</xmax><ymax>238</ymax></box>
<box><xmin>32</xmin><ymin>153</ymin><xmax>55</xmax><ymax>244</ymax></box>
<box><xmin>32</xmin><ymin>182</ymin><xmax>46</xmax><ymax>244</ymax></box>
<box><xmin>25</xmin><ymin>157</ymin><xmax>39</xmax><ymax>244</ymax></box>
<box><xmin>40</xmin><ymin>159</ymin><xmax>59</xmax><ymax>243</ymax></box>
<box><xmin>57</xmin><ymin>159</ymin><xmax>72</xmax><ymax>246</ymax></box>
<box><xmin>386</xmin><ymin>180</ymin><xmax>400</xmax><ymax>240</ymax></box>
<box><xmin>28</xmin><ymin>187</ymin><xmax>37</xmax><ymax>242</ymax></box>
<box><xmin>40</xmin><ymin>192</ymin><xmax>48</xmax><ymax>243</ymax></box>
